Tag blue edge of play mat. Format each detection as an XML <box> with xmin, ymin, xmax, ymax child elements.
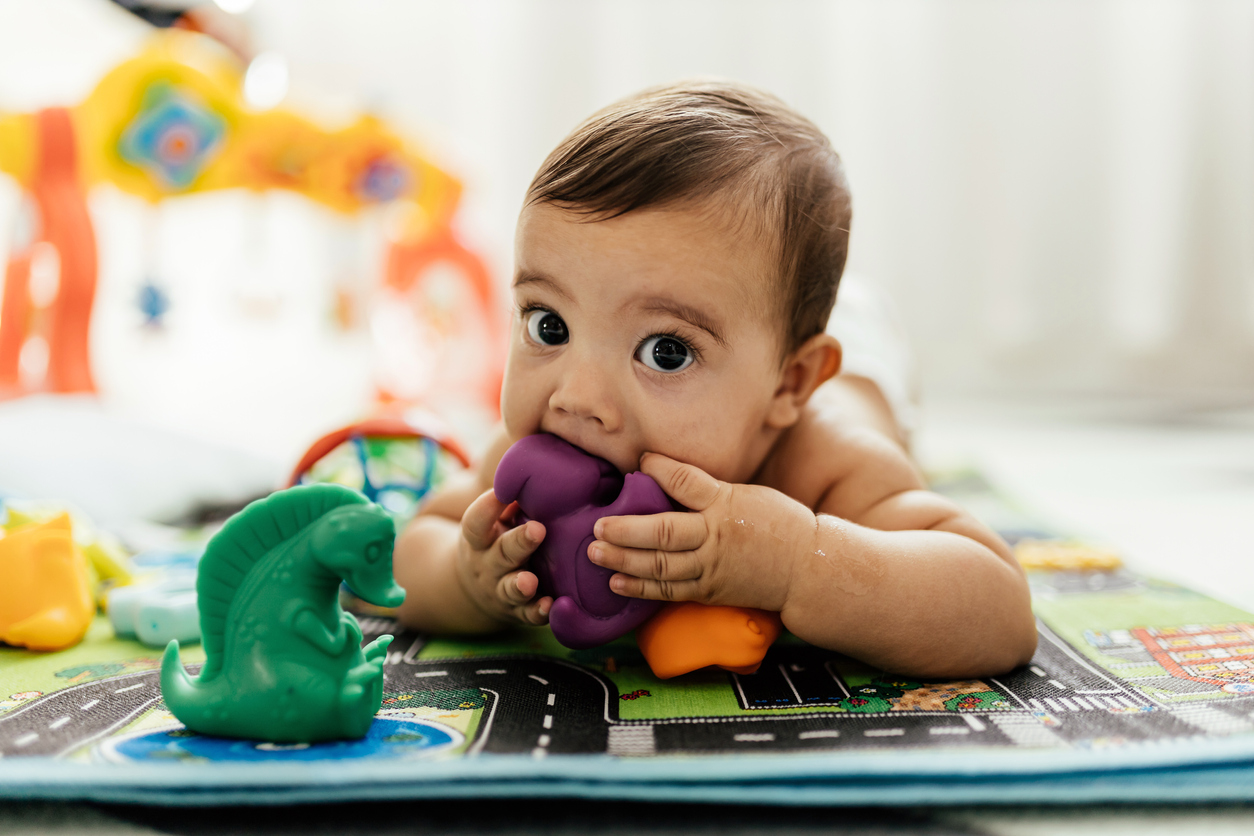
<box><xmin>5</xmin><ymin>736</ymin><xmax>1254</xmax><ymax>806</ymax></box>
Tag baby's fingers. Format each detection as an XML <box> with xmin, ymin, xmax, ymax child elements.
<box><xmin>493</xmin><ymin>520</ymin><xmax>545</xmax><ymax>572</ymax></box>
<box><xmin>497</xmin><ymin>569</ymin><xmax>539</xmax><ymax>607</ymax></box>
<box><xmin>588</xmin><ymin>542</ymin><xmax>704</xmax><ymax>581</ymax></box>
<box><xmin>610</xmin><ymin>574</ymin><xmax>700</xmax><ymax>603</ymax></box>
<box><xmin>462</xmin><ymin>489</ymin><xmax>510</xmax><ymax>551</ymax></box>
<box><xmin>518</xmin><ymin>595</ymin><xmax>553</xmax><ymax>626</ymax></box>
<box><xmin>594</xmin><ymin>511</ymin><xmax>705</xmax><ymax>552</ymax></box>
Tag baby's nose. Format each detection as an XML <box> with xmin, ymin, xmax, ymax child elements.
<box><xmin>549</xmin><ymin>356</ymin><xmax>623</xmax><ymax>432</ymax></box>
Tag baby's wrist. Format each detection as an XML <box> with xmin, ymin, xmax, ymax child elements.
<box><xmin>739</xmin><ymin>488</ymin><xmax>818</xmax><ymax>613</ymax></box>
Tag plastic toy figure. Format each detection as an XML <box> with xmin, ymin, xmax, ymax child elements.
<box><xmin>494</xmin><ymin>434</ymin><xmax>672</xmax><ymax>649</ymax></box>
<box><xmin>495</xmin><ymin>434</ymin><xmax>785</xmax><ymax>676</ymax></box>
<box><xmin>0</xmin><ymin>514</ymin><xmax>94</xmax><ymax>651</ymax></box>
<box><xmin>161</xmin><ymin>484</ymin><xmax>405</xmax><ymax>742</ymax></box>
<box><xmin>108</xmin><ymin>577</ymin><xmax>200</xmax><ymax>647</ymax></box>
<box><xmin>636</xmin><ymin>602</ymin><xmax>783</xmax><ymax>679</ymax></box>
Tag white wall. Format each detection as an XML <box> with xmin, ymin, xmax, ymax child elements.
<box><xmin>249</xmin><ymin>0</ymin><xmax>1254</xmax><ymax>400</ymax></box>
<box><xmin>2</xmin><ymin>0</ymin><xmax>1253</xmax><ymax>448</ymax></box>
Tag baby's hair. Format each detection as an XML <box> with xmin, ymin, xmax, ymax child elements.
<box><xmin>526</xmin><ymin>78</ymin><xmax>852</xmax><ymax>357</ymax></box>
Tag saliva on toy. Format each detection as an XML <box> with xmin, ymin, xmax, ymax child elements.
<box><xmin>161</xmin><ymin>484</ymin><xmax>405</xmax><ymax>743</ymax></box>
<box><xmin>495</xmin><ymin>434</ymin><xmax>781</xmax><ymax>678</ymax></box>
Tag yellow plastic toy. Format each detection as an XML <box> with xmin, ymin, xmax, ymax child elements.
<box><xmin>3</xmin><ymin>502</ymin><xmax>134</xmax><ymax>608</ymax></box>
<box><xmin>0</xmin><ymin>514</ymin><xmax>95</xmax><ymax>651</ymax></box>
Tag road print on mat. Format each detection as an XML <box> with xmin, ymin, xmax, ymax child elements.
<box><xmin>6</xmin><ymin>587</ymin><xmax>1254</xmax><ymax>762</ymax></box>
<box><xmin>4</xmin><ymin>469</ymin><xmax>1254</xmax><ymax>761</ymax></box>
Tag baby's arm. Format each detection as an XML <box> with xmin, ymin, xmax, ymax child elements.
<box><xmin>393</xmin><ymin>431</ymin><xmax>552</xmax><ymax>633</ymax></box>
<box><xmin>784</xmin><ymin>430</ymin><xmax>1036</xmax><ymax>677</ymax></box>
<box><xmin>591</xmin><ymin>430</ymin><xmax>1036</xmax><ymax>679</ymax></box>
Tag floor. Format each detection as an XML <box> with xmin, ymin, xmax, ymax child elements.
<box><xmin>4</xmin><ymin>394</ymin><xmax>1254</xmax><ymax>833</ymax></box>
<box><xmin>916</xmin><ymin>395</ymin><xmax>1254</xmax><ymax>612</ymax></box>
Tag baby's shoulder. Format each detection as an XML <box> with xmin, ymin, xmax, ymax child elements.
<box><xmin>756</xmin><ymin>404</ymin><xmax>921</xmax><ymax>513</ymax></box>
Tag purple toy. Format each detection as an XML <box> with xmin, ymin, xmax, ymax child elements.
<box><xmin>494</xmin><ymin>434</ymin><xmax>672</xmax><ymax>649</ymax></box>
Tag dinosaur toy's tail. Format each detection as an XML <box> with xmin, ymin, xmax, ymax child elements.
<box><xmin>160</xmin><ymin>639</ymin><xmax>204</xmax><ymax>723</ymax></box>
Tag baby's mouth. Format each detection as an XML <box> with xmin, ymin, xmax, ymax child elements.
<box><xmin>541</xmin><ymin>427</ymin><xmax>635</xmax><ymax>475</ymax></box>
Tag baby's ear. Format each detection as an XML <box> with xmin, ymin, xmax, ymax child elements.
<box><xmin>766</xmin><ymin>334</ymin><xmax>842</xmax><ymax>429</ymax></box>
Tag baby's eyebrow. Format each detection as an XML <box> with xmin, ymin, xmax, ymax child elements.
<box><xmin>642</xmin><ymin>299</ymin><xmax>729</xmax><ymax>349</ymax></box>
<box><xmin>513</xmin><ymin>270</ymin><xmax>573</xmax><ymax>302</ymax></box>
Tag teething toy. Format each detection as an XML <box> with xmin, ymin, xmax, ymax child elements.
<box><xmin>637</xmin><ymin>602</ymin><xmax>783</xmax><ymax>679</ymax></box>
<box><xmin>494</xmin><ymin>433</ymin><xmax>670</xmax><ymax>649</ymax></box>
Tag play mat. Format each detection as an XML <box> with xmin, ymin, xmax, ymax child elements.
<box><xmin>4</xmin><ymin>471</ymin><xmax>1254</xmax><ymax>806</ymax></box>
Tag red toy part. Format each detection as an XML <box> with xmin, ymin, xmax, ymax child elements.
<box><xmin>636</xmin><ymin>602</ymin><xmax>783</xmax><ymax>680</ymax></box>
<box><xmin>381</xmin><ymin>226</ymin><xmax>504</xmax><ymax>413</ymax></box>
<box><xmin>288</xmin><ymin>414</ymin><xmax>471</xmax><ymax>488</ymax></box>
<box><xmin>0</xmin><ymin>108</ymin><xmax>98</xmax><ymax>398</ymax></box>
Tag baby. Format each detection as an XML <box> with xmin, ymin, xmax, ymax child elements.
<box><xmin>394</xmin><ymin>80</ymin><xmax>1036</xmax><ymax>679</ymax></box>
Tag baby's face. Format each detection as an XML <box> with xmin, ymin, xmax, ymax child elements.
<box><xmin>501</xmin><ymin>202</ymin><xmax>787</xmax><ymax>482</ymax></box>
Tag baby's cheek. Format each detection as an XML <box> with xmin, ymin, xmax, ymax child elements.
<box><xmin>499</xmin><ymin>372</ymin><xmax>545</xmax><ymax>439</ymax></box>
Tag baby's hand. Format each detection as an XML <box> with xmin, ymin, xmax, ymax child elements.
<box><xmin>455</xmin><ymin>489</ymin><xmax>553</xmax><ymax>626</ymax></box>
<box><xmin>587</xmin><ymin>454</ymin><xmax>810</xmax><ymax>610</ymax></box>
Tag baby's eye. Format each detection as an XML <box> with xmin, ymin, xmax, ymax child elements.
<box><xmin>636</xmin><ymin>335</ymin><xmax>693</xmax><ymax>373</ymax></box>
<box><xmin>524</xmin><ymin>308</ymin><xmax>568</xmax><ymax>346</ymax></box>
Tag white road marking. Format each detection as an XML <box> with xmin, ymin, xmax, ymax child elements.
<box><xmin>414</xmin><ymin>670</ymin><xmax>448</xmax><ymax>678</ymax></box>
<box><xmin>778</xmin><ymin>664</ymin><xmax>804</xmax><ymax>705</ymax></box>
<box><xmin>1075</xmin><ymin>689</ymin><xmax>1123</xmax><ymax>695</ymax></box>
<box><xmin>1030</xmin><ymin>666</ymin><xmax>1046</xmax><ymax>677</ymax></box>
<box><xmin>1105</xmin><ymin>697</ymin><xmax>1124</xmax><ymax>708</ymax></box>
<box><xmin>1117</xmin><ymin>696</ymin><xmax>1138</xmax><ymax>708</ymax></box>
<box><xmin>115</xmin><ymin>684</ymin><xmax>145</xmax><ymax>694</ymax></box>
<box><xmin>930</xmin><ymin>727</ymin><xmax>970</xmax><ymax>735</ymax></box>
<box><xmin>961</xmin><ymin>714</ymin><xmax>986</xmax><ymax>731</ymax></box>
<box><xmin>1028</xmin><ymin>699</ymin><xmax>1044</xmax><ymax>711</ymax></box>
<box><xmin>14</xmin><ymin>733</ymin><xmax>38</xmax><ymax>747</ymax></box>
<box><xmin>1058</xmin><ymin>698</ymin><xmax>1079</xmax><ymax>711</ymax></box>
<box><xmin>48</xmin><ymin>717</ymin><xmax>71</xmax><ymax>730</ymax></box>
<box><xmin>80</xmin><ymin>700</ymin><xmax>99</xmax><ymax>711</ymax></box>
<box><xmin>822</xmin><ymin>662</ymin><xmax>852</xmax><ymax>699</ymax></box>
<box><xmin>1071</xmin><ymin>696</ymin><xmax>1093</xmax><ymax>709</ymax></box>
<box><xmin>546</xmin><ymin>693</ymin><xmax>555</xmax><ymax>706</ymax></box>
<box><xmin>864</xmin><ymin>728</ymin><xmax>905</xmax><ymax>737</ymax></box>
<box><xmin>537</xmin><ymin>734</ymin><xmax>551</xmax><ymax>747</ymax></box>
<box><xmin>1048</xmin><ymin>680</ymin><xmax>1066</xmax><ymax>690</ymax></box>
<box><xmin>543</xmin><ymin>714</ymin><xmax>553</xmax><ymax>729</ymax></box>
<box><xmin>1042</xmin><ymin>698</ymin><xmax>1063</xmax><ymax>712</ymax></box>
<box><xmin>475</xmin><ymin>669</ymin><xmax>506</xmax><ymax>675</ymax></box>
<box><xmin>529</xmin><ymin>675</ymin><xmax>549</xmax><ymax>685</ymax></box>
<box><xmin>734</xmin><ymin>733</ymin><xmax>775</xmax><ymax>742</ymax></box>
<box><xmin>401</xmin><ymin>637</ymin><xmax>425</xmax><ymax>665</ymax></box>
<box><xmin>798</xmin><ymin>730</ymin><xmax>840</xmax><ymax>740</ymax></box>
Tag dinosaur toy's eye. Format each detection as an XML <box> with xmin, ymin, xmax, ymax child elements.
<box><xmin>525</xmin><ymin>308</ymin><xmax>568</xmax><ymax>346</ymax></box>
<box><xmin>365</xmin><ymin>543</ymin><xmax>381</xmax><ymax>564</ymax></box>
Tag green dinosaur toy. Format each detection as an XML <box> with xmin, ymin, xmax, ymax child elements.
<box><xmin>160</xmin><ymin>484</ymin><xmax>406</xmax><ymax>743</ymax></box>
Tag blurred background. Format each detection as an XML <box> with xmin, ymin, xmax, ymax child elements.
<box><xmin>0</xmin><ymin>0</ymin><xmax>1250</xmax><ymax>600</ymax></box>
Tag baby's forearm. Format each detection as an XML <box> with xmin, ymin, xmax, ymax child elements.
<box><xmin>393</xmin><ymin>515</ymin><xmax>501</xmax><ymax>634</ymax></box>
<box><xmin>781</xmin><ymin>515</ymin><xmax>1037</xmax><ymax>679</ymax></box>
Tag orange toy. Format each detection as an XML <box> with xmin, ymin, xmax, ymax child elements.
<box><xmin>0</xmin><ymin>514</ymin><xmax>94</xmax><ymax>651</ymax></box>
<box><xmin>636</xmin><ymin>603</ymin><xmax>783</xmax><ymax>679</ymax></box>
<box><xmin>0</xmin><ymin>108</ymin><xmax>98</xmax><ymax>397</ymax></box>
